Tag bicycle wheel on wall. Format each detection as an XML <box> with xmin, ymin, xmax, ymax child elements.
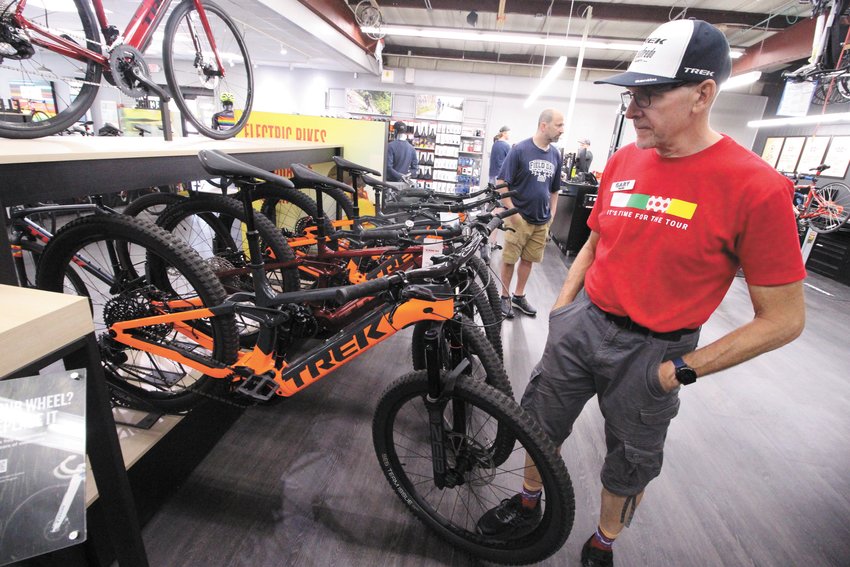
<box><xmin>806</xmin><ymin>182</ymin><xmax>850</xmax><ymax>233</ymax></box>
<box><xmin>162</xmin><ymin>0</ymin><xmax>253</xmax><ymax>139</ymax></box>
<box><xmin>0</xmin><ymin>0</ymin><xmax>102</xmax><ymax>138</ymax></box>
<box><xmin>36</xmin><ymin>215</ymin><xmax>239</xmax><ymax>412</ymax></box>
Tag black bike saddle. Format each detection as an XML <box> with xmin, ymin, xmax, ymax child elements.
<box><xmin>197</xmin><ymin>149</ymin><xmax>295</xmax><ymax>188</ymax></box>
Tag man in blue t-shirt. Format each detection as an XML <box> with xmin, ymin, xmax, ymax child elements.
<box><xmin>386</xmin><ymin>121</ymin><xmax>418</xmax><ymax>182</ymax></box>
<box><xmin>496</xmin><ymin>108</ymin><xmax>563</xmax><ymax>319</ymax></box>
<box><xmin>488</xmin><ymin>125</ymin><xmax>511</xmax><ymax>184</ymax></box>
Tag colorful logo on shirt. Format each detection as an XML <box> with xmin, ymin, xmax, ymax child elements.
<box><xmin>610</xmin><ymin>192</ymin><xmax>697</xmax><ymax>219</ymax></box>
<box><xmin>529</xmin><ymin>159</ymin><xmax>555</xmax><ymax>182</ymax></box>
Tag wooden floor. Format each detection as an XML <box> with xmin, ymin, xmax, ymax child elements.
<box><xmin>134</xmin><ymin>242</ymin><xmax>850</xmax><ymax>567</ymax></box>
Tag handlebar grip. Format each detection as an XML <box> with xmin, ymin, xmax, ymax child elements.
<box><xmin>358</xmin><ymin>228</ymin><xmax>404</xmax><ymax>242</ymax></box>
<box><xmin>486</xmin><ymin>208</ymin><xmax>519</xmax><ymax>232</ymax></box>
<box><xmin>334</xmin><ymin>276</ymin><xmax>394</xmax><ymax>304</ymax></box>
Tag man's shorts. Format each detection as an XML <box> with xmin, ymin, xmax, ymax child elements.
<box><xmin>502</xmin><ymin>216</ymin><xmax>549</xmax><ymax>264</ymax></box>
<box><xmin>520</xmin><ymin>290</ymin><xmax>701</xmax><ymax>496</ymax></box>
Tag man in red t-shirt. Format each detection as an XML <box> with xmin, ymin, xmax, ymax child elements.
<box><xmin>477</xmin><ymin>20</ymin><xmax>806</xmax><ymax>567</ymax></box>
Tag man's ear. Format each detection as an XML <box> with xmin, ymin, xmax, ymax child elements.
<box><xmin>692</xmin><ymin>80</ymin><xmax>718</xmax><ymax>113</ymax></box>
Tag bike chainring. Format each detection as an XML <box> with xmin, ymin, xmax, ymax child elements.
<box><xmin>108</xmin><ymin>44</ymin><xmax>150</xmax><ymax>97</ymax></box>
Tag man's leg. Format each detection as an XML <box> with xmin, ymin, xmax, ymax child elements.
<box><xmin>600</xmin><ymin>488</ymin><xmax>644</xmax><ymax>538</ymax></box>
<box><xmin>513</xmin><ymin>258</ymin><xmax>533</xmax><ymax>296</ymax></box>
<box><xmin>500</xmin><ymin>260</ymin><xmax>516</xmax><ymax>297</ymax></box>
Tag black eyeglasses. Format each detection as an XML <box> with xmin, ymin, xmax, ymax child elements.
<box><xmin>620</xmin><ymin>82</ymin><xmax>690</xmax><ymax>109</ymax></box>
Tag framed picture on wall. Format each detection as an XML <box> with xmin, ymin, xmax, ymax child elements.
<box><xmin>796</xmin><ymin>136</ymin><xmax>831</xmax><ymax>174</ymax></box>
<box><xmin>415</xmin><ymin>94</ymin><xmax>464</xmax><ymax>122</ymax></box>
<box><xmin>822</xmin><ymin>136</ymin><xmax>850</xmax><ymax>178</ymax></box>
<box><xmin>775</xmin><ymin>136</ymin><xmax>805</xmax><ymax>173</ymax></box>
<box><xmin>760</xmin><ymin>137</ymin><xmax>784</xmax><ymax>168</ymax></box>
<box><xmin>345</xmin><ymin>89</ymin><xmax>393</xmax><ymax>116</ymax></box>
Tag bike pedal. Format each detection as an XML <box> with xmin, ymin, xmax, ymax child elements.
<box><xmin>235</xmin><ymin>372</ymin><xmax>280</xmax><ymax>401</ymax></box>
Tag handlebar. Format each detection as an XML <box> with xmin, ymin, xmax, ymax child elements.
<box><xmin>333</xmin><ymin>208</ymin><xmax>516</xmax><ymax>304</ymax></box>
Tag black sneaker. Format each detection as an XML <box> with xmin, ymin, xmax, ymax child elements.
<box><xmin>476</xmin><ymin>494</ymin><xmax>541</xmax><ymax>538</ymax></box>
<box><xmin>500</xmin><ymin>296</ymin><xmax>514</xmax><ymax>319</ymax></box>
<box><xmin>511</xmin><ymin>295</ymin><xmax>537</xmax><ymax>317</ymax></box>
<box><xmin>581</xmin><ymin>534</ymin><xmax>614</xmax><ymax>567</ymax></box>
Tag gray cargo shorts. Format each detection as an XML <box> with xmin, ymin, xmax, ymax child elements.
<box><xmin>520</xmin><ymin>289</ymin><xmax>700</xmax><ymax>496</ymax></box>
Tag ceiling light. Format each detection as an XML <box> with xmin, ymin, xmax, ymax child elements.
<box><xmin>524</xmin><ymin>56</ymin><xmax>567</xmax><ymax>108</ymax></box>
<box><xmin>747</xmin><ymin>112</ymin><xmax>850</xmax><ymax>128</ymax></box>
<box><xmin>362</xmin><ymin>25</ymin><xmax>643</xmax><ymax>51</ymax></box>
<box><xmin>721</xmin><ymin>71</ymin><xmax>761</xmax><ymax>91</ymax></box>
<box><xmin>365</xmin><ymin>24</ymin><xmax>742</xmax><ymax>58</ymax></box>
<box><xmin>280</xmin><ymin>44</ymin><xmax>288</xmax><ymax>56</ymax></box>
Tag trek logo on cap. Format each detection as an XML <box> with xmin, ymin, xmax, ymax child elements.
<box><xmin>684</xmin><ymin>67</ymin><xmax>715</xmax><ymax>76</ymax></box>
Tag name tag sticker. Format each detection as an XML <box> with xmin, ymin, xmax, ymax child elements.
<box><xmin>611</xmin><ymin>180</ymin><xmax>635</xmax><ymax>192</ymax></box>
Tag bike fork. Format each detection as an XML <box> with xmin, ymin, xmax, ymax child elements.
<box><xmin>423</xmin><ymin>322</ymin><xmax>469</xmax><ymax>489</ymax></box>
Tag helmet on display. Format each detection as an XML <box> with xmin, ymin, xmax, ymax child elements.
<box><xmin>220</xmin><ymin>92</ymin><xmax>235</xmax><ymax>104</ymax></box>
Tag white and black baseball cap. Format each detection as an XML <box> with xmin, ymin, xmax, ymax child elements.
<box><xmin>595</xmin><ymin>19</ymin><xmax>732</xmax><ymax>87</ymax></box>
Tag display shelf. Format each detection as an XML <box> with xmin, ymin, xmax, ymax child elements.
<box><xmin>0</xmin><ymin>137</ymin><xmax>342</xmax><ymax>285</ymax></box>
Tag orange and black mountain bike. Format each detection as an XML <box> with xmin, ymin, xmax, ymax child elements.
<box><xmin>35</xmin><ymin>149</ymin><xmax>575</xmax><ymax>564</ymax></box>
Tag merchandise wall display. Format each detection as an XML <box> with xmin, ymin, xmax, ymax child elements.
<box><xmin>395</xmin><ymin>119</ymin><xmax>484</xmax><ymax>193</ymax></box>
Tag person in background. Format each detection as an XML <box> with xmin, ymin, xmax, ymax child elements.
<box><xmin>489</xmin><ymin>125</ymin><xmax>511</xmax><ymax>184</ymax></box>
<box><xmin>496</xmin><ymin>109</ymin><xmax>563</xmax><ymax>319</ymax></box>
<box><xmin>386</xmin><ymin>121</ymin><xmax>418</xmax><ymax>183</ymax></box>
<box><xmin>575</xmin><ymin>138</ymin><xmax>593</xmax><ymax>177</ymax></box>
<box><xmin>212</xmin><ymin>92</ymin><xmax>236</xmax><ymax>131</ymax></box>
<box><xmin>476</xmin><ymin>20</ymin><xmax>806</xmax><ymax>567</ymax></box>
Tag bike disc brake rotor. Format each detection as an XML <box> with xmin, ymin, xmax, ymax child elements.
<box><xmin>108</xmin><ymin>44</ymin><xmax>150</xmax><ymax>97</ymax></box>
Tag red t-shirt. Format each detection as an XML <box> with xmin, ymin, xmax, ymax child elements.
<box><xmin>586</xmin><ymin>135</ymin><xmax>806</xmax><ymax>332</ymax></box>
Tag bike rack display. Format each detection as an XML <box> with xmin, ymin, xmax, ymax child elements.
<box><xmin>0</xmin><ymin>137</ymin><xmax>342</xmax><ymax>285</ymax></box>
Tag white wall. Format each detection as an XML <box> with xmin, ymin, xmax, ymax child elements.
<box><xmin>253</xmin><ymin>65</ymin><xmax>768</xmax><ymax>175</ymax></box>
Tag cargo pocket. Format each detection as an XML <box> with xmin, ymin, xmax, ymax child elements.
<box><xmin>622</xmin><ymin>442</ymin><xmax>664</xmax><ymax>492</ymax></box>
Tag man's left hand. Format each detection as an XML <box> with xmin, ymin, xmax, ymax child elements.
<box><xmin>657</xmin><ymin>361</ymin><xmax>680</xmax><ymax>393</ymax></box>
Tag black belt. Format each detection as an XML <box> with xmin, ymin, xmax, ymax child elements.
<box><xmin>599</xmin><ymin>308</ymin><xmax>698</xmax><ymax>342</ymax></box>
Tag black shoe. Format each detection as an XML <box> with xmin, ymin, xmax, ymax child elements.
<box><xmin>500</xmin><ymin>296</ymin><xmax>514</xmax><ymax>319</ymax></box>
<box><xmin>476</xmin><ymin>494</ymin><xmax>541</xmax><ymax>538</ymax></box>
<box><xmin>511</xmin><ymin>295</ymin><xmax>537</xmax><ymax>316</ymax></box>
<box><xmin>581</xmin><ymin>535</ymin><xmax>614</xmax><ymax>567</ymax></box>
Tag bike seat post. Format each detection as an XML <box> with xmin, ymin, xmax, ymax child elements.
<box><xmin>350</xmin><ymin>172</ymin><xmax>362</xmax><ymax>231</ymax></box>
<box><xmin>236</xmin><ymin>181</ymin><xmax>265</xmax><ymax>270</ymax></box>
<box><xmin>313</xmin><ymin>186</ymin><xmax>329</xmax><ymax>254</ymax></box>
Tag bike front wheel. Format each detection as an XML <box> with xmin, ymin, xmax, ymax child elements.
<box><xmin>0</xmin><ymin>0</ymin><xmax>102</xmax><ymax>138</ymax></box>
<box><xmin>373</xmin><ymin>371</ymin><xmax>574</xmax><ymax>565</ymax></box>
<box><xmin>162</xmin><ymin>0</ymin><xmax>253</xmax><ymax>139</ymax></box>
<box><xmin>806</xmin><ymin>182</ymin><xmax>850</xmax><ymax>233</ymax></box>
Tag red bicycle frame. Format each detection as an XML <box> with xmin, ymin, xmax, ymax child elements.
<box><xmin>14</xmin><ymin>0</ymin><xmax>224</xmax><ymax>75</ymax></box>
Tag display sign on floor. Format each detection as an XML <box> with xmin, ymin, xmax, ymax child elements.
<box><xmin>0</xmin><ymin>370</ymin><xmax>87</xmax><ymax>565</ymax></box>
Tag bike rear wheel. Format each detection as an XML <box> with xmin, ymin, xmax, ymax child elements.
<box><xmin>373</xmin><ymin>372</ymin><xmax>574</xmax><ymax>565</ymax></box>
<box><xmin>36</xmin><ymin>214</ymin><xmax>239</xmax><ymax>412</ymax></box>
<box><xmin>162</xmin><ymin>0</ymin><xmax>253</xmax><ymax>139</ymax></box>
<box><xmin>0</xmin><ymin>0</ymin><xmax>102</xmax><ymax>138</ymax></box>
<box><xmin>806</xmin><ymin>181</ymin><xmax>850</xmax><ymax>233</ymax></box>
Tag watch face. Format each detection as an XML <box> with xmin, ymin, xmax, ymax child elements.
<box><xmin>676</xmin><ymin>366</ymin><xmax>698</xmax><ymax>385</ymax></box>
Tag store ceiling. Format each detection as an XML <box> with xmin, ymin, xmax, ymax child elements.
<box><xmin>105</xmin><ymin>0</ymin><xmax>820</xmax><ymax>79</ymax></box>
<box><xmin>359</xmin><ymin>0</ymin><xmax>815</xmax><ymax>78</ymax></box>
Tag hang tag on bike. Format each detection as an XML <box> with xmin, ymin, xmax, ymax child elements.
<box><xmin>439</xmin><ymin>212</ymin><xmax>461</xmax><ymax>228</ymax></box>
<box><xmin>422</xmin><ymin>237</ymin><xmax>443</xmax><ymax>267</ymax></box>
<box><xmin>0</xmin><ymin>370</ymin><xmax>88</xmax><ymax>565</ymax></box>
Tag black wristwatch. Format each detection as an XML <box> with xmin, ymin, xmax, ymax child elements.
<box><xmin>671</xmin><ymin>357</ymin><xmax>697</xmax><ymax>385</ymax></box>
